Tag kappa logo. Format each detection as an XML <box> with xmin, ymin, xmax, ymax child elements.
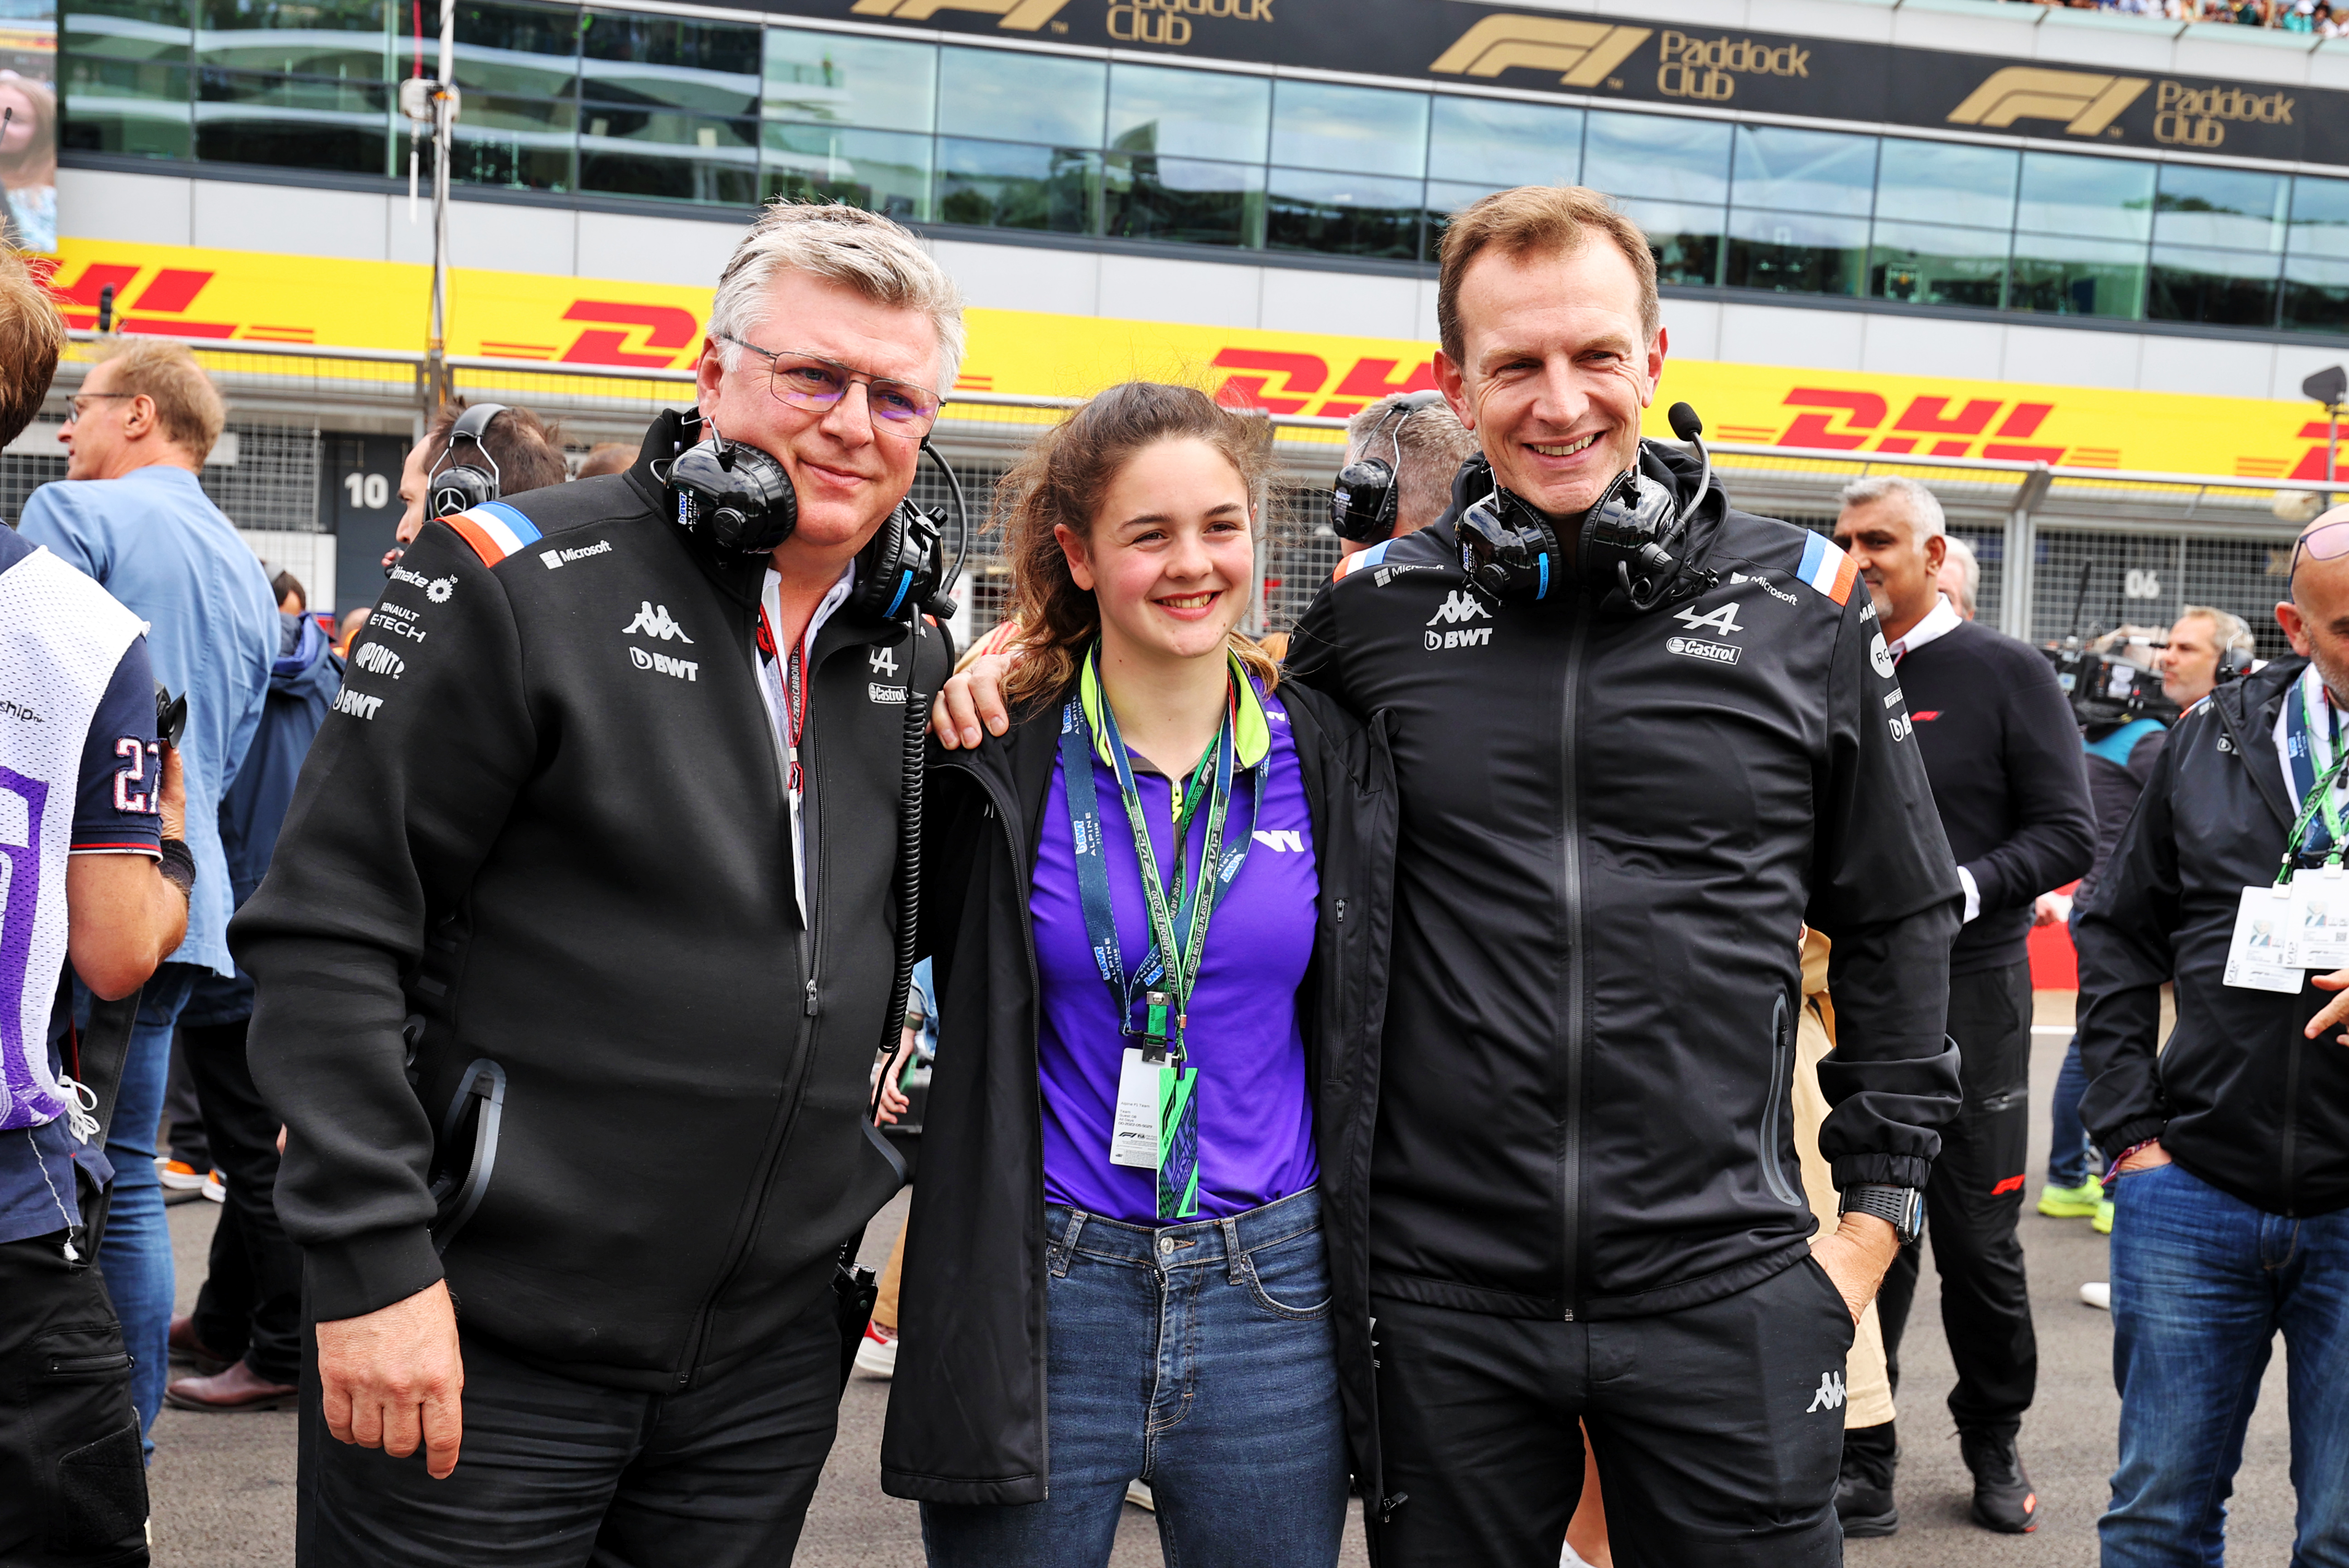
<box><xmin>332</xmin><ymin>688</ymin><xmax>384</xmax><ymax>721</ymax></box>
<box><xmin>1805</xmin><ymin>1371</ymin><xmax>1847</xmax><ymax>1414</ymax></box>
<box><xmin>1252</xmin><ymin>829</ymin><xmax>1306</xmax><ymax>853</ymax></box>
<box><xmin>623</xmin><ymin>602</ymin><xmax>694</xmax><ymax>643</ymax></box>
<box><xmin>1425</xmin><ymin>589</ymin><xmax>1495</xmax><ymax>651</ymax></box>
<box><xmin>870</xmin><ymin>645</ymin><xmax>899</xmax><ymax>678</ymax></box>
<box><xmin>1431</xmin><ymin>15</ymin><xmax>1652</xmax><ymax>88</ymax></box>
<box><xmin>539</xmin><ymin>540</ymin><xmax>613</xmax><ymax>569</ymax></box>
<box><xmin>354</xmin><ymin>642</ymin><xmax>405</xmax><ymax>679</ymax></box>
<box><xmin>847</xmin><ymin>0</ymin><xmax>1071</xmax><ymax>30</ymax></box>
<box><xmin>1673</xmin><ymin>601</ymin><xmax>1744</xmax><ymax>637</ymax></box>
<box><xmin>1947</xmin><ymin>67</ymin><xmax>2150</xmax><ymax>138</ymax></box>
<box><xmin>630</xmin><ymin>646</ymin><xmax>699</xmax><ymax>682</ymax></box>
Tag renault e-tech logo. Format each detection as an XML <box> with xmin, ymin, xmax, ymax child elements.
<box><xmin>1430</xmin><ymin>16</ymin><xmax>1653</xmax><ymax>88</ymax></box>
<box><xmin>849</xmin><ymin>0</ymin><xmax>1072</xmax><ymax>29</ymax></box>
<box><xmin>1946</xmin><ymin>67</ymin><xmax>2150</xmax><ymax>137</ymax></box>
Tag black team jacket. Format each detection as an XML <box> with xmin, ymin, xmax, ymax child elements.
<box><xmin>233</xmin><ymin>412</ymin><xmax>948</xmax><ymax>1388</ymax></box>
<box><xmin>881</xmin><ymin>679</ymin><xmax>1398</xmax><ymax>1507</ymax></box>
<box><xmin>2077</xmin><ymin>656</ymin><xmax>2349</xmax><ymax>1217</ymax></box>
<box><xmin>1281</xmin><ymin>443</ymin><xmax>1964</xmax><ymax>1343</ymax></box>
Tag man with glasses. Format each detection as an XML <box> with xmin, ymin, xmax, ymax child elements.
<box><xmin>2076</xmin><ymin>510</ymin><xmax>2349</xmax><ymax>1566</ymax></box>
<box><xmin>17</xmin><ymin>336</ymin><xmax>278</xmax><ymax>1457</ymax></box>
<box><xmin>231</xmin><ymin>203</ymin><xmax>959</xmax><ymax>1565</ymax></box>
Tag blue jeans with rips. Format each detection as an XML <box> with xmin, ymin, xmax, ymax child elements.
<box><xmin>2102</xmin><ymin>1158</ymin><xmax>2349</xmax><ymax>1567</ymax></box>
<box><xmin>920</xmin><ymin>1185</ymin><xmax>1348</xmax><ymax>1568</ymax></box>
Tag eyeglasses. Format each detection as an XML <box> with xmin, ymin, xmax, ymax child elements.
<box><xmin>2291</xmin><ymin>518</ymin><xmax>2349</xmax><ymax>585</ymax></box>
<box><xmin>65</xmin><ymin>391</ymin><xmax>135</xmax><ymax>422</ymax></box>
<box><xmin>716</xmin><ymin>334</ymin><xmax>941</xmax><ymax>437</ymax></box>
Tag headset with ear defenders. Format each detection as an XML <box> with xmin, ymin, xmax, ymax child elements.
<box><xmin>1331</xmin><ymin>389</ymin><xmax>1446</xmax><ymax>544</ymax></box>
<box><xmin>1457</xmin><ymin>402</ymin><xmax>1718</xmax><ymax>613</ymax></box>
<box><xmin>427</xmin><ymin>402</ymin><xmax>508</xmax><ymax>518</ymax></box>
<box><xmin>2216</xmin><ymin>641</ymin><xmax>2255</xmax><ymax>683</ymax></box>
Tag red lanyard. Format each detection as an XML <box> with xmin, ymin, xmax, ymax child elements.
<box><xmin>755</xmin><ymin>604</ymin><xmax>810</xmax><ymax>793</ymax></box>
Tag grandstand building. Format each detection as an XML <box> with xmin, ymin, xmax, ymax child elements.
<box><xmin>32</xmin><ymin>0</ymin><xmax>2349</xmax><ymax>646</ymax></box>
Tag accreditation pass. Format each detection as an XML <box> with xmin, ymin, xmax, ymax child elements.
<box><xmin>2225</xmin><ymin>884</ymin><xmax>2306</xmax><ymax>994</ymax></box>
<box><xmin>1111</xmin><ymin>1046</ymin><xmax>1165</xmax><ymax>1168</ymax></box>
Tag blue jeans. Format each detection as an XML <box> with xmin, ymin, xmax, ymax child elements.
<box><xmin>921</xmin><ymin>1186</ymin><xmax>1348</xmax><ymax>1568</ymax></box>
<box><xmin>78</xmin><ymin>962</ymin><xmax>202</xmax><ymax>1458</ymax></box>
<box><xmin>2103</xmin><ymin>1159</ymin><xmax>2349</xmax><ymax>1567</ymax></box>
<box><xmin>2048</xmin><ymin>1033</ymin><xmax>2100</xmax><ymax>1188</ymax></box>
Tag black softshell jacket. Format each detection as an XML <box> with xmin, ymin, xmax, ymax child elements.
<box><xmin>1284</xmin><ymin>443</ymin><xmax>1964</xmax><ymax>1325</ymax></box>
<box><xmin>233</xmin><ymin>413</ymin><xmax>946</xmax><ymax>1389</ymax></box>
<box><xmin>2076</xmin><ymin>657</ymin><xmax>2349</xmax><ymax>1217</ymax></box>
<box><xmin>879</xmin><ymin>680</ymin><xmax>1398</xmax><ymax>1506</ymax></box>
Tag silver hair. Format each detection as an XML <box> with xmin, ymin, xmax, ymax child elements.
<box><xmin>1940</xmin><ymin>534</ymin><xmax>1979</xmax><ymax>617</ymax></box>
<box><xmin>2177</xmin><ymin>603</ymin><xmax>2255</xmax><ymax>655</ymax></box>
<box><xmin>709</xmin><ymin>201</ymin><xmax>966</xmax><ymax>394</ymax></box>
<box><xmin>1838</xmin><ymin>474</ymin><xmax>1946</xmax><ymax>540</ymax></box>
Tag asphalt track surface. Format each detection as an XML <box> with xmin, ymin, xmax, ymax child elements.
<box><xmin>146</xmin><ymin>993</ymin><xmax>2303</xmax><ymax>1567</ymax></box>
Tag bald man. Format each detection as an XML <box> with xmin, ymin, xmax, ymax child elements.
<box><xmin>2075</xmin><ymin>509</ymin><xmax>2349</xmax><ymax>1567</ymax></box>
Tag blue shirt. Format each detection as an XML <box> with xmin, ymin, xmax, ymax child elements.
<box><xmin>20</xmin><ymin>467</ymin><xmax>278</xmax><ymax>976</ymax></box>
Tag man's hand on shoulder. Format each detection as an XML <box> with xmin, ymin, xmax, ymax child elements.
<box><xmin>1810</xmin><ymin>1212</ymin><xmax>1900</xmax><ymax>1325</ymax></box>
<box><xmin>315</xmin><ymin>1279</ymin><xmax>466</xmax><ymax>1479</ymax></box>
<box><xmin>931</xmin><ymin>652</ymin><xmax>1013</xmax><ymax>749</ymax></box>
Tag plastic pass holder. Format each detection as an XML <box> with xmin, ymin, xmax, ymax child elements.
<box><xmin>1112</xmin><ymin>1042</ymin><xmax>1168</xmax><ymax>1169</ymax></box>
<box><xmin>2225</xmin><ymin>883</ymin><xmax>2306</xmax><ymax>994</ymax></box>
<box><xmin>2288</xmin><ymin>863</ymin><xmax>2349</xmax><ymax>970</ymax></box>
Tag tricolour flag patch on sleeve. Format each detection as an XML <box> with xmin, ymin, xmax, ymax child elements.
<box><xmin>444</xmin><ymin>502</ymin><xmax>544</xmax><ymax>568</ymax></box>
<box><xmin>1796</xmin><ymin>531</ymin><xmax>1860</xmax><ymax>606</ymax></box>
<box><xmin>1331</xmin><ymin>539</ymin><xmax>1393</xmax><ymax>581</ymax></box>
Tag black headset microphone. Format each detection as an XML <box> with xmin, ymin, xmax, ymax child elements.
<box><xmin>1456</xmin><ymin>400</ymin><xmax>1716</xmax><ymax>613</ymax></box>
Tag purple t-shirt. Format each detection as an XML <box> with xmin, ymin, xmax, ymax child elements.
<box><xmin>1032</xmin><ymin>686</ymin><xmax>1320</xmax><ymax>1225</ymax></box>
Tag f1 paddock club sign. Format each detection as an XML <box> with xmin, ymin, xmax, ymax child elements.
<box><xmin>792</xmin><ymin>0</ymin><xmax>2346</xmax><ymax>165</ymax></box>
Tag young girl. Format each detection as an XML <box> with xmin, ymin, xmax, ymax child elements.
<box><xmin>879</xmin><ymin>382</ymin><xmax>1395</xmax><ymax>1567</ymax></box>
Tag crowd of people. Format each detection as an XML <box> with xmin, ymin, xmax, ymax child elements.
<box><xmin>2024</xmin><ymin>0</ymin><xmax>2346</xmax><ymax>28</ymax></box>
<box><xmin>1</xmin><ymin>185</ymin><xmax>2343</xmax><ymax>1568</ymax></box>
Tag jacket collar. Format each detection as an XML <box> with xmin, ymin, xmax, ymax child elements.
<box><xmin>1076</xmin><ymin>650</ymin><xmax>1272</xmax><ymax>773</ymax></box>
<box><xmin>2212</xmin><ymin>655</ymin><xmax>2306</xmax><ymax>834</ymax></box>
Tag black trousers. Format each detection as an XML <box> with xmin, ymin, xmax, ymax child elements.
<box><xmin>1876</xmin><ymin>955</ymin><xmax>2037</xmax><ymax>1437</ymax></box>
<box><xmin>1364</xmin><ymin>1257</ymin><xmax>1855</xmax><ymax>1568</ymax></box>
<box><xmin>0</xmin><ymin>1230</ymin><xmax>149</xmax><ymax>1567</ymax></box>
<box><xmin>298</xmin><ymin>1291</ymin><xmax>843</xmax><ymax>1567</ymax></box>
<box><xmin>181</xmin><ymin>1016</ymin><xmax>302</xmax><ymax>1383</ymax></box>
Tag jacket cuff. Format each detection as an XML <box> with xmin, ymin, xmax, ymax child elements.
<box><xmin>2097</xmin><ymin>1117</ymin><xmax>2168</xmax><ymax>1165</ymax></box>
<box><xmin>303</xmin><ymin>1227</ymin><xmax>445</xmax><ymax>1324</ymax></box>
<box><xmin>1832</xmin><ymin>1153</ymin><xmax>1934</xmax><ymax>1190</ymax></box>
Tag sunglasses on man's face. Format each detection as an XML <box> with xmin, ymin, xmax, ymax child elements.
<box><xmin>2292</xmin><ymin>519</ymin><xmax>2349</xmax><ymax>585</ymax></box>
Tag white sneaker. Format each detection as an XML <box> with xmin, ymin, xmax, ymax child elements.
<box><xmin>2080</xmin><ymin>1281</ymin><xmax>2111</xmax><ymax>1311</ymax></box>
<box><xmin>200</xmin><ymin>1169</ymin><xmax>225</xmax><ymax>1204</ymax></box>
<box><xmin>1125</xmin><ymin>1479</ymin><xmax>1155</xmax><ymax>1511</ymax></box>
<box><xmin>1562</xmin><ymin>1547</ymin><xmax>1596</xmax><ymax>1568</ymax></box>
<box><xmin>854</xmin><ymin>1320</ymin><xmax>897</xmax><ymax>1377</ymax></box>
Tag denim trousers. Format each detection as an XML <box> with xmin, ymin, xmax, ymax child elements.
<box><xmin>920</xmin><ymin>1186</ymin><xmax>1348</xmax><ymax>1568</ymax></box>
<box><xmin>2047</xmin><ymin>1033</ymin><xmax>2099</xmax><ymax>1189</ymax></box>
<box><xmin>77</xmin><ymin>962</ymin><xmax>202</xmax><ymax>1458</ymax></box>
<box><xmin>2103</xmin><ymin>1159</ymin><xmax>2349</xmax><ymax>1568</ymax></box>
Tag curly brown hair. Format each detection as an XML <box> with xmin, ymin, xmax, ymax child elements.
<box><xmin>999</xmin><ymin>382</ymin><xmax>1279</xmax><ymax>712</ymax></box>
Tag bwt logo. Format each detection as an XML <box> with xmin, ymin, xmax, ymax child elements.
<box><xmin>354</xmin><ymin>642</ymin><xmax>405</xmax><ymax>679</ymax></box>
<box><xmin>1946</xmin><ymin>67</ymin><xmax>2149</xmax><ymax>138</ymax></box>
<box><xmin>1429</xmin><ymin>16</ymin><xmax>1652</xmax><ymax>88</ymax></box>
<box><xmin>1427</xmin><ymin>627</ymin><xmax>1495</xmax><ymax>651</ymax></box>
<box><xmin>849</xmin><ymin>0</ymin><xmax>1072</xmax><ymax>29</ymax></box>
<box><xmin>630</xmin><ymin>647</ymin><xmax>700</xmax><ymax>682</ymax></box>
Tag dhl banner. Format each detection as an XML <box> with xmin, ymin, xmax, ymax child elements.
<box><xmin>41</xmin><ymin>234</ymin><xmax>2349</xmax><ymax>486</ymax></box>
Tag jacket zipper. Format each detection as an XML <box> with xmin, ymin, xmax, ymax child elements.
<box><xmin>1558</xmin><ymin>604</ymin><xmax>1589</xmax><ymax>1322</ymax></box>
<box><xmin>2210</xmin><ymin>686</ymin><xmax>2301</xmax><ymax>1212</ymax></box>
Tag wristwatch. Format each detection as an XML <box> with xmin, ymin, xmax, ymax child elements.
<box><xmin>1838</xmin><ymin>1183</ymin><xmax>1925</xmax><ymax>1245</ymax></box>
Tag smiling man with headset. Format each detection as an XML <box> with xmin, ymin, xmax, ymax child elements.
<box><xmin>936</xmin><ymin>185</ymin><xmax>1963</xmax><ymax>1567</ymax></box>
<box><xmin>231</xmin><ymin>203</ymin><xmax>960</xmax><ymax>1566</ymax></box>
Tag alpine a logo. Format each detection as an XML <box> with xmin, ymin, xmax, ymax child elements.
<box><xmin>1666</xmin><ymin>636</ymin><xmax>1741</xmax><ymax>665</ymax></box>
<box><xmin>624</xmin><ymin>602</ymin><xmax>694</xmax><ymax>643</ymax></box>
<box><xmin>630</xmin><ymin>647</ymin><xmax>699</xmax><ymax>682</ymax></box>
<box><xmin>354</xmin><ymin>642</ymin><xmax>405</xmax><ymax>679</ymax></box>
<box><xmin>1673</xmin><ymin>601</ymin><xmax>1743</xmax><ymax>637</ymax></box>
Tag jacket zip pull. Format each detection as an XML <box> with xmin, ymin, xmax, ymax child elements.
<box><xmin>804</xmin><ymin>977</ymin><xmax>820</xmax><ymax>1017</ymax></box>
<box><xmin>1335</xmin><ymin>897</ymin><xmax>1346</xmax><ymax>922</ymax></box>
<box><xmin>1380</xmin><ymin>1492</ymin><xmax>1409</xmax><ymax>1524</ymax></box>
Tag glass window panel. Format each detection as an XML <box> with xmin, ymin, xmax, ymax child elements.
<box><xmin>937</xmin><ymin>45</ymin><xmax>1100</xmax><ymax>149</ymax></box>
<box><xmin>1731</xmin><ymin>125</ymin><xmax>1873</xmax><ymax>217</ymax></box>
<box><xmin>1873</xmin><ymin>138</ymin><xmax>2015</xmax><ymax>230</ymax></box>
<box><xmin>195</xmin><ymin>73</ymin><xmax>387</xmax><ymax>170</ymax></box>
<box><xmin>762</xmin><ymin>121</ymin><xmax>928</xmax><ymax>222</ymax></box>
<box><xmin>1723</xmin><ymin>208</ymin><xmax>1866</xmax><ymax>295</ymax></box>
<box><xmin>198</xmin><ymin>0</ymin><xmax>385</xmax><ymax>80</ymax></box>
<box><xmin>2290</xmin><ymin>175</ymin><xmax>2349</xmax><ymax>261</ymax></box>
<box><xmin>63</xmin><ymin>0</ymin><xmax>192</xmax><ymax>66</ymax></box>
<box><xmin>1106</xmin><ymin>61</ymin><xmax>1265</xmax><ymax>164</ymax></box>
<box><xmin>453</xmin><ymin>0</ymin><xmax>576</xmax><ymax>99</ymax></box>
<box><xmin>453</xmin><ymin>92</ymin><xmax>574</xmax><ymax>189</ymax></box>
<box><xmin>1868</xmin><ymin>220</ymin><xmax>2007</xmax><ymax>309</ymax></box>
<box><xmin>579</xmin><ymin>11</ymin><xmax>757</xmax><ymax>116</ymax></box>
<box><xmin>1265</xmin><ymin>166</ymin><xmax>1421</xmax><ymax>258</ymax></box>
<box><xmin>2015</xmin><ymin>151</ymin><xmax>2154</xmax><ymax>241</ymax></box>
<box><xmin>763</xmin><ymin>26</ymin><xmax>930</xmax><ymax>134</ymax></box>
<box><xmin>1583</xmin><ymin>111</ymin><xmax>1727</xmax><ymax>207</ymax></box>
<box><xmin>2008</xmin><ymin>234</ymin><xmax>2146</xmax><ymax>319</ymax></box>
<box><xmin>936</xmin><ymin>136</ymin><xmax>1099</xmax><ymax>234</ymax></box>
<box><xmin>59</xmin><ymin>92</ymin><xmax>193</xmax><ymax>157</ymax></box>
<box><xmin>1269</xmin><ymin>79</ymin><xmax>1424</xmax><ymax>179</ymax></box>
<box><xmin>2155</xmin><ymin>164</ymin><xmax>2287</xmax><ymax>253</ymax></box>
<box><xmin>2284</xmin><ymin>253</ymin><xmax>2349</xmax><ymax>335</ymax></box>
<box><xmin>1426</xmin><ymin>94</ymin><xmax>1578</xmax><ymax>188</ymax></box>
<box><xmin>580</xmin><ymin>147</ymin><xmax>756</xmax><ymax>204</ymax></box>
<box><xmin>1105</xmin><ymin>153</ymin><xmax>1260</xmax><ymax>247</ymax></box>
<box><xmin>1423</xmin><ymin>178</ymin><xmax>1501</xmax><ymax>260</ymax></box>
<box><xmin>2148</xmin><ymin>242</ymin><xmax>2281</xmax><ymax>327</ymax></box>
<box><xmin>1616</xmin><ymin>197</ymin><xmax>1722</xmax><ymax>287</ymax></box>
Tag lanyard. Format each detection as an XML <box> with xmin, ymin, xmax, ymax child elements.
<box><xmin>755</xmin><ymin>604</ymin><xmax>809</xmax><ymax>796</ymax></box>
<box><xmin>1058</xmin><ymin>646</ymin><xmax>1265</xmax><ymax>1058</ymax></box>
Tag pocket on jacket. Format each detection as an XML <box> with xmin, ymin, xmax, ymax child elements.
<box><xmin>1757</xmin><ymin>993</ymin><xmax>1804</xmax><ymax>1208</ymax></box>
<box><xmin>1242</xmin><ymin>1225</ymin><xmax>1334</xmax><ymax>1320</ymax></box>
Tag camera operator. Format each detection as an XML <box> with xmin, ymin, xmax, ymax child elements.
<box><xmin>936</xmin><ymin>186</ymin><xmax>1963</xmax><ymax>1566</ymax></box>
<box><xmin>1832</xmin><ymin>476</ymin><xmax>2093</xmax><ymax>1534</ymax></box>
<box><xmin>2075</xmin><ymin>511</ymin><xmax>2349</xmax><ymax>1563</ymax></box>
<box><xmin>231</xmin><ymin>203</ymin><xmax>956</xmax><ymax>1562</ymax></box>
<box><xmin>0</xmin><ymin>248</ymin><xmax>191</xmax><ymax>1565</ymax></box>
